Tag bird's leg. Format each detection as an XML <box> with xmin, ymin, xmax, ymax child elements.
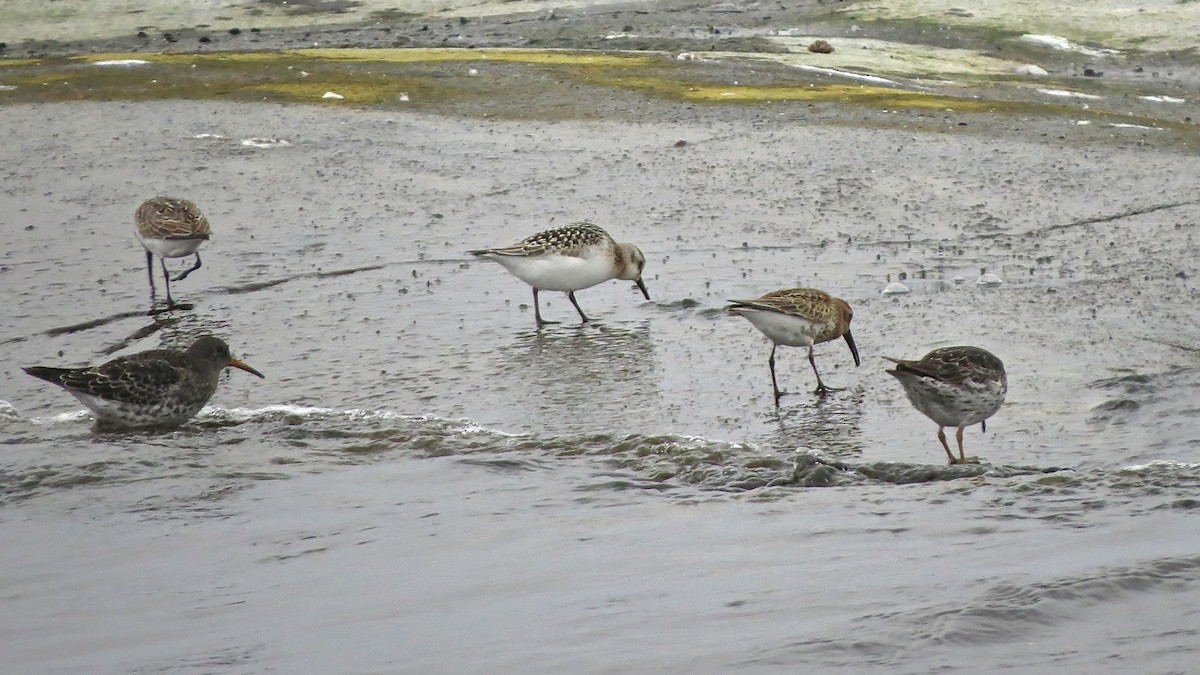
<box><xmin>938</xmin><ymin>428</ymin><xmax>957</xmax><ymax>464</ymax></box>
<box><xmin>171</xmin><ymin>252</ymin><xmax>202</xmax><ymax>282</ymax></box>
<box><xmin>809</xmin><ymin>344</ymin><xmax>830</xmax><ymax>396</ymax></box>
<box><xmin>956</xmin><ymin>427</ymin><xmax>967</xmax><ymax>464</ymax></box>
<box><xmin>145</xmin><ymin>250</ymin><xmax>157</xmax><ymax>298</ymax></box>
<box><xmin>160</xmin><ymin>258</ymin><xmax>175</xmax><ymax>307</ymax></box>
<box><xmin>769</xmin><ymin>345</ymin><xmax>783</xmax><ymax>406</ymax></box>
<box><xmin>567</xmin><ymin>291</ymin><xmax>590</xmax><ymax>324</ymax></box>
<box><xmin>533</xmin><ymin>288</ymin><xmax>558</xmax><ymax>328</ymax></box>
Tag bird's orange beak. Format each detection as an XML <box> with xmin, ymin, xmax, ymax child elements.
<box><xmin>229</xmin><ymin>357</ymin><xmax>265</xmax><ymax>379</ymax></box>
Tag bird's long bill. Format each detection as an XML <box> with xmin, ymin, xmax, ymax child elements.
<box><xmin>635</xmin><ymin>277</ymin><xmax>651</xmax><ymax>300</ymax></box>
<box><xmin>229</xmin><ymin>357</ymin><xmax>266</xmax><ymax>379</ymax></box>
<box><xmin>844</xmin><ymin>330</ymin><xmax>861</xmax><ymax>367</ymax></box>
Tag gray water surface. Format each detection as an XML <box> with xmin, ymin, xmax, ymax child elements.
<box><xmin>2</xmin><ymin>100</ymin><xmax>1199</xmax><ymax>672</ymax></box>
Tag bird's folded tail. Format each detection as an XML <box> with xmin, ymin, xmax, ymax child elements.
<box><xmin>468</xmin><ymin>246</ymin><xmax>536</xmax><ymax>257</ymax></box>
<box><xmin>726</xmin><ymin>300</ymin><xmax>775</xmax><ymax>313</ymax></box>
<box><xmin>22</xmin><ymin>366</ymin><xmax>70</xmax><ymax>385</ymax></box>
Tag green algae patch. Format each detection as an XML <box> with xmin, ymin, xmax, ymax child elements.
<box><xmin>0</xmin><ymin>47</ymin><xmax>1194</xmax><ymax>137</ymax></box>
<box><xmin>680</xmin><ymin>82</ymin><xmax>992</xmax><ymax>109</ymax></box>
<box><xmin>0</xmin><ymin>48</ymin><xmax>670</xmax><ymax>109</ymax></box>
<box><xmin>294</xmin><ymin>47</ymin><xmax>661</xmax><ymax>68</ymax></box>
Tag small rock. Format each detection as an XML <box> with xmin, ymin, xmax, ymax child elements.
<box><xmin>322</xmin><ymin>91</ymin><xmax>345</xmax><ymax>99</ymax></box>
<box><xmin>1083</xmin><ymin>67</ymin><xmax>1103</xmax><ymax>77</ymax></box>
<box><xmin>229</xmin><ymin>28</ymin><xmax>242</xmax><ymax>35</ymax></box>
<box><xmin>977</xmin><ymin>273</ymin><xmax>1003</xmax><ymax>286</ymax></box>
<box><xmin>674</xmin><ymin>139</ymin><xmax>688</xmax><ymax>147</ymax></box>
<box><xmin>951</xmin><ymin>275</ymin><xmax>966</xmax><ymax>284</ymax></box>
<box><xmin>808</xmin><ymin>39</ymin><xmax>834</xmax><ymax>54</ymax></box>
<box><xmin>882</xmin><ymin>282</ymin><xmax>910</xmax><ymax>296</ymax></box>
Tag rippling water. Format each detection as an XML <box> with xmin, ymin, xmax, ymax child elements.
<box><xmin>2</xmin><ymin>100</ymin><xmax>1199</xmax><ymax>672</ymax></box>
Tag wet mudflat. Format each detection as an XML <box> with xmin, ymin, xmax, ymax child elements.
<box><xmin>2</xmin><ymin>35</ymin><xmax>1200</xmax><ymax>675</ymax></box>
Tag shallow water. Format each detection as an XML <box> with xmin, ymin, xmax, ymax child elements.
<box><xmin>1</xmin><ymin>100</ymin><xmax>1199</xmax><ymax>672</ymax></box>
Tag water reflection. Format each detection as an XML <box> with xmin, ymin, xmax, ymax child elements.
<box><xmin>96</xmin><ymin>308</ymin><xmax>233</xmax><ymax>355</ymax></box>
<box><xmin>492</xmin><ymin>322</ymin><xmax>658</xmax><ymax>434</ymax></box>
<box><xmin>761</xmin><ymin>389</ymin><xmax>867</xmax><ymax>458</ymax></box>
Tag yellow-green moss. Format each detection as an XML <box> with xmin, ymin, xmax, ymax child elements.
<box><xmin>0</xmin><ymin>48</ymin><xmax>1193</xmax><ymax>135</ymax></box>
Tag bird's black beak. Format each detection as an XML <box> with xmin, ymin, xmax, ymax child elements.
<box><xmin>844</xmin><ymin>330</ymin><xmax>861</xmax><ymax>367</ymax></box>
<box><xmin>635</xmin><ymin>277</ymin><xmax>650</xmax><ymax>301</ymax></box>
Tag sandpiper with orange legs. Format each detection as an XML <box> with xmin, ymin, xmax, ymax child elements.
<box><xmin>884</xmin><ymin>346</ymin><xmax>1007</xmax><ymax>465</ymax></box>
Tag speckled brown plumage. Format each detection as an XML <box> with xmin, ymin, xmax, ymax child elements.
<box><xmin>885</xmin><ymin>346</ymin><xmax>1007</xmax><ymax>465</ymax></box>
<box><xmin>469</xmin><ymin>222</ymin><xmax>650</xmax><ymax>327</ymax></box>
<box><xmin>480</xmin><ymin>222</ymin><xmax>611</xmax><ymax>258</ymax></box>
<box><xmin>728</xmin><ymin>287</ymin><xmax>860</xmax><ymax>402</ymax></box>
<box><xmin>135</xmin><ymin>197</ymin><xmax>211</xmax><ymax>240</ymax></box>
<box><xmin>135</xmin><ymin>196</ymin><xmax>211</xmax><ymax>309</ymax></box>
<box><xmin>24</xmin><ymin>336</ymin><xmax>263</xmax><ymax>429</ymax></box>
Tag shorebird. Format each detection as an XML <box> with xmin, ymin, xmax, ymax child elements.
<box><xmin>469</xmin><ymin>222</ymin><xmax>650</xmax><ymax>327</ymax></box>
<box><xmin>135</xmin><ymin>196</ymin><xmax>211</xmax><ymax>309</ymax></box>
<box><xmin>884</xmin><ymin>346</ymin><xmax>1007</xmax><ymax>465</ymax></box>
<box><xmin>23</xmin><ymin>335</ymin><xmax>264</xmax><ymax>429</ymax></box>
<box><xmin>727</xmin><ymin>288</ymin><xmax>860</xmax><ymax>403</ymax></box>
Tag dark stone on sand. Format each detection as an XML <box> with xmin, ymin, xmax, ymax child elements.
<box><xmin>808</xmin><ymin>39</ymin><xmax>833</xmax><ymax>54</ymax></box>
<box><xmin>1083</xmin><ymin>68</ymin><xmax>1103</xmax><ymax>77</ymax></box>
<box><xmin>229</xmin><ymin>27</ymin><xmax>242</xmax><ymax>35</ymax></box>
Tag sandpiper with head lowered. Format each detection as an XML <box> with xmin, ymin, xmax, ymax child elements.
<box><xmin>469</xmin><ymin>222</ymin><xmax>650</xmax><ymax>327</ymax></box>
<box><xmin>23</xmin><ymin>335</ymin><xmax>264</xmax><ymax>429</ymax></box>
<box><xmin>728</xmin><ymin>287</ymin><xmax>860</xmax><ymax>403</ymax></box>
<box><xmin>135</xmin><ymin>196</ymin><xmax>211</xmax><ymax>310</ymax></box>
<box><xmin>884</xmin><ymin>346</ymin><xmax>1007</xmax><ymax>465</ymax></box>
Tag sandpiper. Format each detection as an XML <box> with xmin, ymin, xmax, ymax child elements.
<box><xmin>135</xmin><ymin>196</ymin><xmax>211</xmax><ymax>309</ymax></box>
<box><xmin>728</xmin><ymin>288</ymin><xmax>860</xmax><ymax>403</ymax></box>
<box><xmin>469</xmin><ymin>222</ymin><xmax>650</xmax><ymax>327</ymax></box>
<box><xmin>23</xmin><ymin>335</ymin><xmax>264</xmax><ymax>429</ymax></box>
<box><xmin>884</xmin><ymin>346</ymin><xmax>1007</xmax><ymax>465</ymax></box>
